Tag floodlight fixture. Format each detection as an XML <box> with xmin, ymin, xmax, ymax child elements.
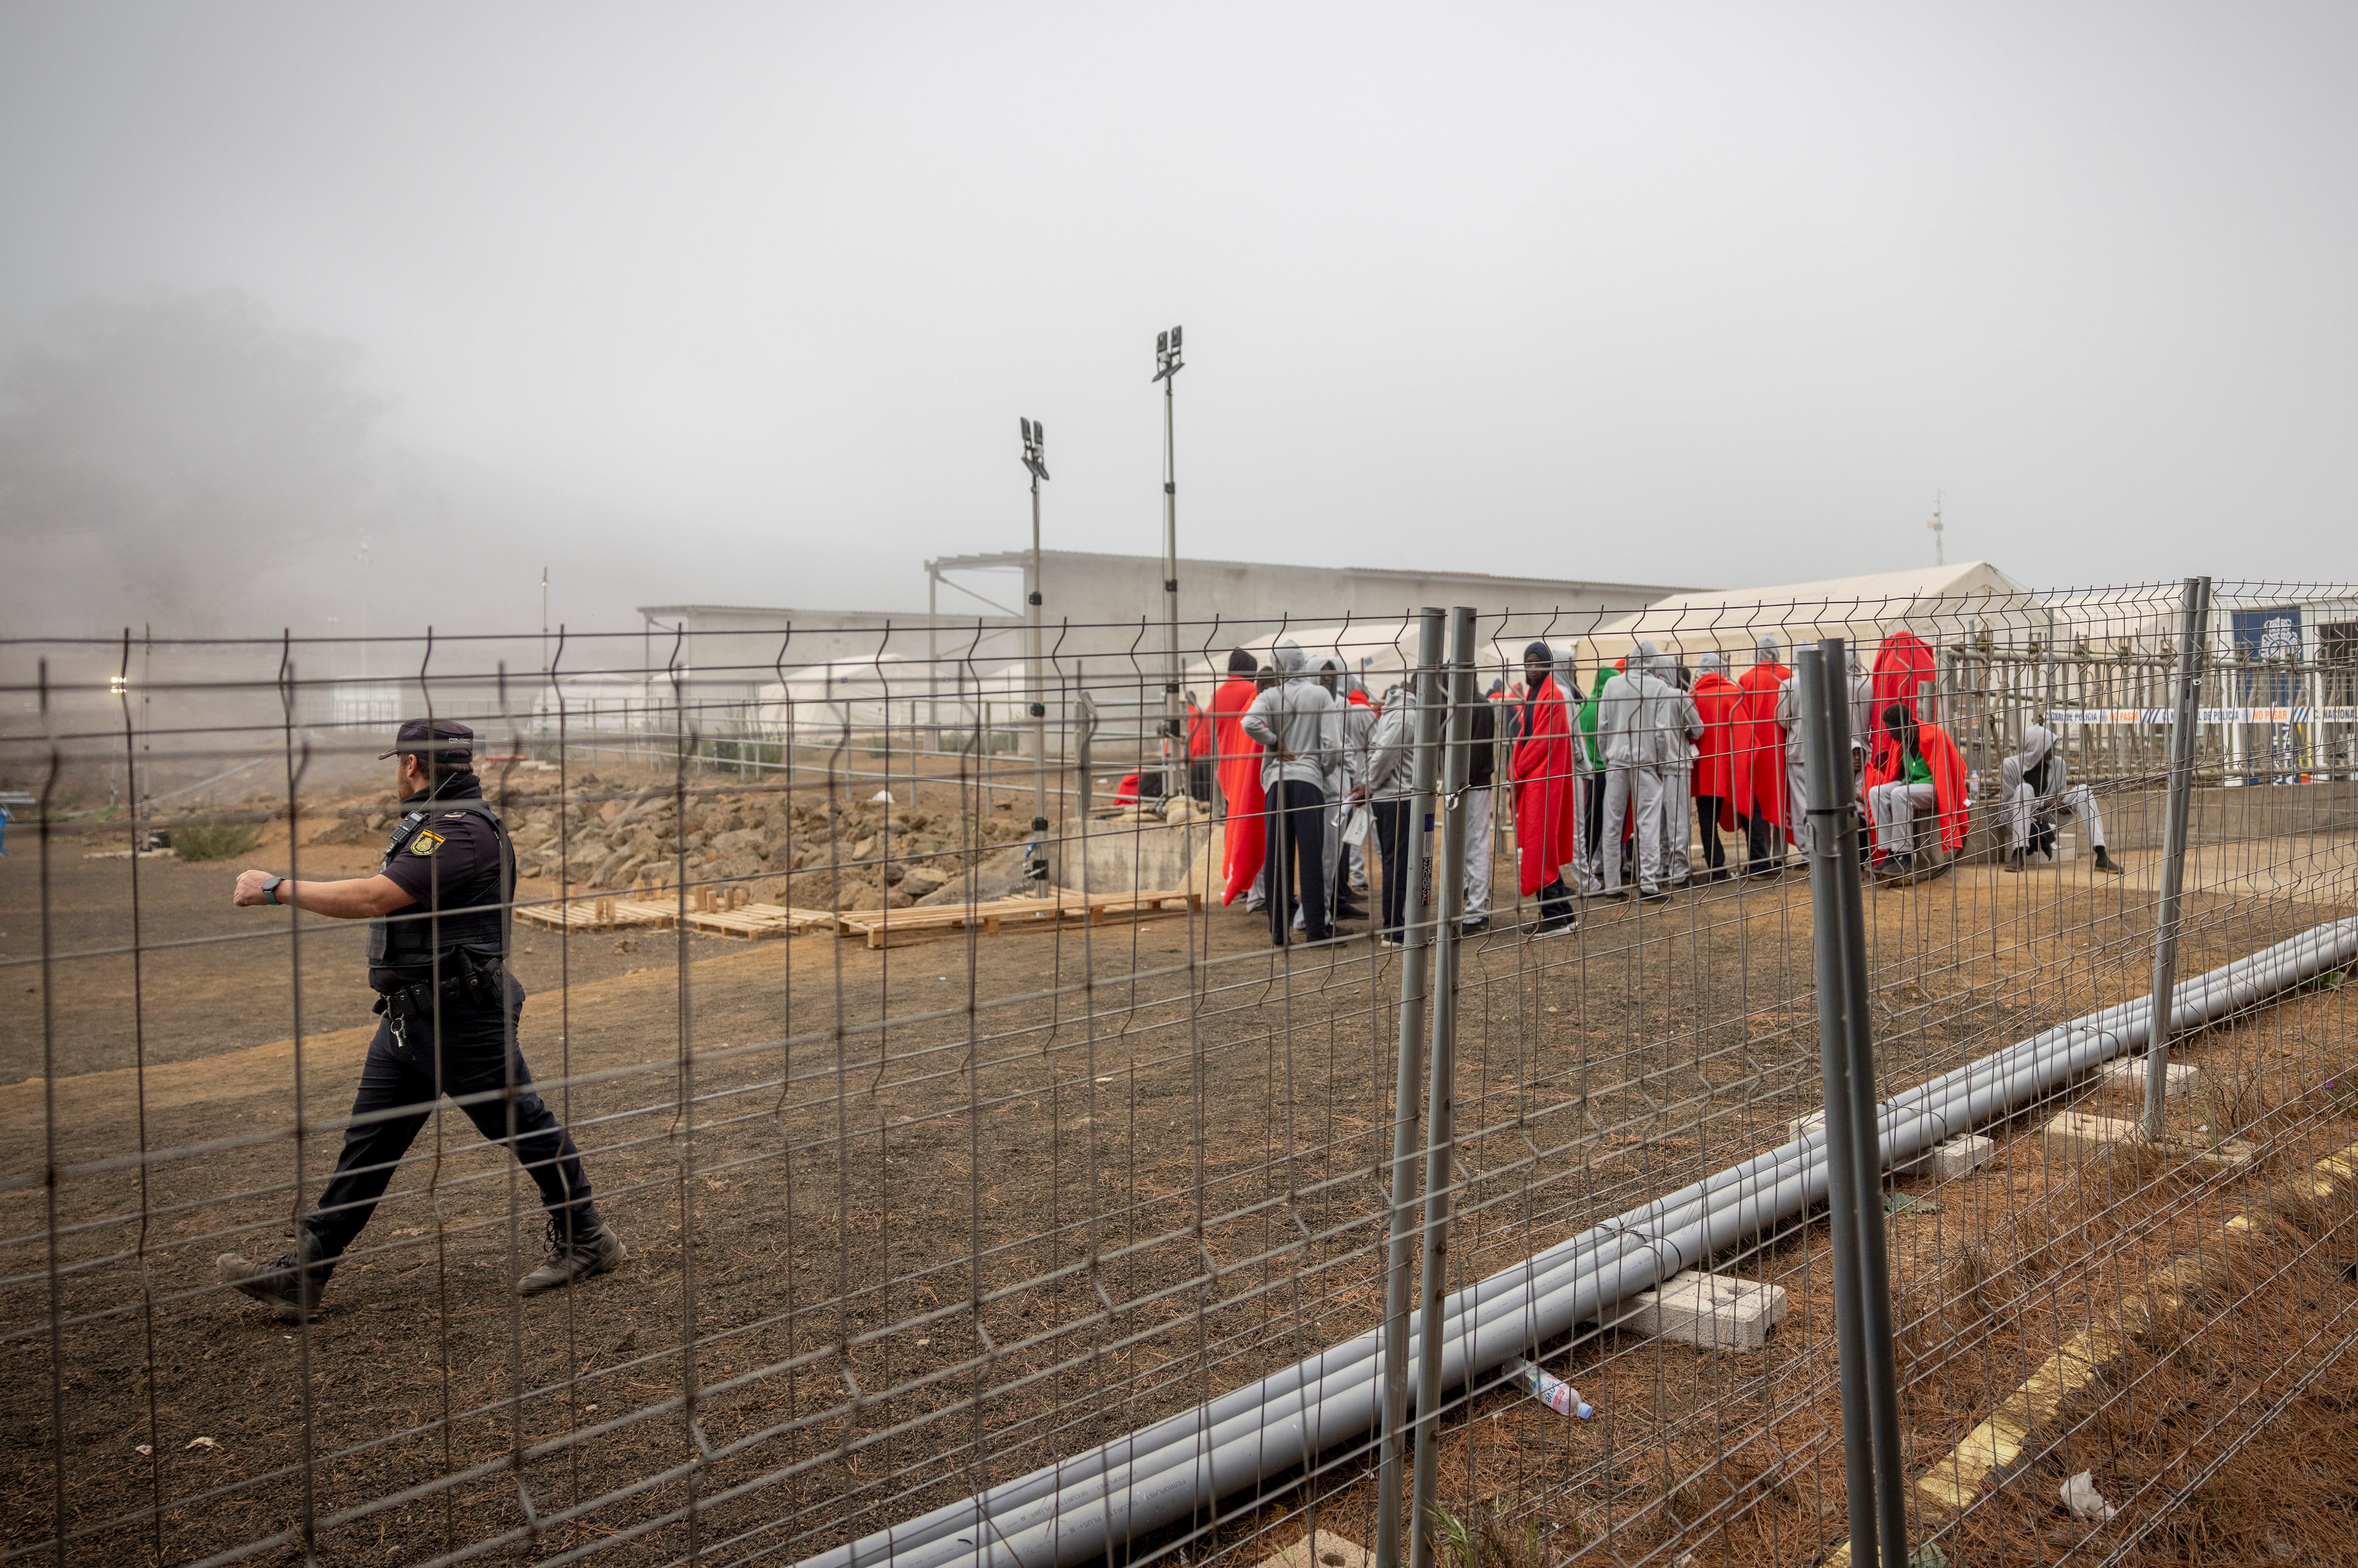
<box><xmin>1020</xmin><ymin>416</ymin><xmax>1049</xmax><ymax>483</ymax></box>
<box><xmin>1153</xmin><ymin>324</ymin><xmax>1184</xmax><ymax>383</ymax></box>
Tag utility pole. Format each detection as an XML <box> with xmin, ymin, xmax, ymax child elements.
<box><xmin>1021</xmin><ymin>418</ymin><xmax>1051</xmax><ymax>886</ymax></box>
<box><xmin>356</xmin><ymin>529</ymin><xmax>372</xmax><ymax>685</ymax></box>
<box><xmin>1926</xmin><ymin>492</ymin><xmax>1945</xmax><ymax>567</ymax></box>
<box><xmin>1153</xmin><ymin>325</ymin><xmax>1184</xmax><ymax>792</ymax></box>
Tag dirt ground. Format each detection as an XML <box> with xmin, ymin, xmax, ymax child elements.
<box><xmin>2</xmin><ymin>803</ymin><xmax>2353</xmax><ymax>1567</ymax></box>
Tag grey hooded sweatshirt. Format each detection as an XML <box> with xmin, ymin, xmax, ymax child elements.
<box><xmin>1599</xmin><ymin>639</ymin><xmax>1683</xmax><ymax>768</ymax></box>
<box><xmin>1648</xmin><ymin>648</ymin><xmax>1704</xmax><ymax>766</ymax></box>
<box><xmin>1240</xmin><ymin>639</ymin><xmax>1341</xmax><ymax>791</ymax></box>
<box><xmin>2000</xmin><ymin>724</ymin><xmax>2065</xmax><ymax>799</ymax></box>
<box><xmin>1360</xmin><ymin>680</ymin><xmax>1417</xmax><ymax>800</ymax></box>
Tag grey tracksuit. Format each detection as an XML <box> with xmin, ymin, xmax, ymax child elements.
<box><xmin>1242</xmin><ymin>641</ymin><xmax>1343</xmax><ymax>940</ymax></box>
<box><xmin>1599</xmin><ymin>640</ymin><xmax>1680</xmax><ymax>894</ymax></box>
<box><xmin>1655</xmin><ymin>654</ymin><xmax>1704</xmax><ymax>883</ymax></box>
<box><xmin>2000</xmin><ymin>724</ymin><xmax>2106</xmax><ymax>854</ymax></box>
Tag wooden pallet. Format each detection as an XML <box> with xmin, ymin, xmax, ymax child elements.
<box><xmin>836</xmin><ymin>896</ymin><xmax>1046</xmax><ymax>949</ymax></box>
<box><xmin>838</xmin><ymin>887</ymin><xmax>1201</xmax><ymax>949</ymax></box>
<box><xmin>516</xmin><ymin>895</ymin><xmax>677</xmax><ymax>933</ymax></box>
<box><xmin>682</xmin><ymin>903</ymin><xmax>843</xmax><ymax>941</ymax></box>
<box><xmin>1058</xmin><ymin>887</ymin><xmax>1203</xmax><ymax>921</ymax></box>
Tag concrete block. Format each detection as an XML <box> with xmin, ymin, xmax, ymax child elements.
<box><xmin>2044</xmin><ymin>1111</ymin><xmax>2141</xmax><ymax>1160</ymax></box>
<box><xmin>2100</xmin><ymin>1058</ymin><xmax>2198</xmax><ymax>1101</ymax></box>
<box><xmin>2042</xmin><ymin>1109</ymin><xmax>2255</xmax><ymax>1168</ymax></box>
<box><xmin>1257</xmin><ymin>1533</ymin><xmax>1369</xmax><ymax>1568</ymax></box>
<box><xmin>1926</xmin><ymin>1133</ymin><xmax>1995</xmax><ymax>1179</ymax></box>
<box><xmin>1618</xmin><ymin>1270</ymin><xmax>1788</xmax><ymax>1351</ymax></box>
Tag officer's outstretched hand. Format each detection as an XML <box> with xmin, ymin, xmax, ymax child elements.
<box><xmin>233</xmin><ymin>868</ymin><xmax>277</xmax><ymax>907</ymax></box>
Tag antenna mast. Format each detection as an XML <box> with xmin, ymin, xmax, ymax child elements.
<box><xmin>1926</xmin><ymin>492</ymin><xmax>1945</xmax><ymax>567</ymax></box>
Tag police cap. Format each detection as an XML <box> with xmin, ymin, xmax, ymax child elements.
<box><xmin>380</xmin><ymin>717</ymin><xmax>475</xmax><ymax>763</ymax></box>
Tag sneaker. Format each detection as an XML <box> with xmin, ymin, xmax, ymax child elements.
<box><xmin>517</xmin><ymin>1214</ymin><xmax>627</xmax><ymax>1297</ymax></box>
<box><xmin>218</xmin><ymin>1232</ymin><xmax>334</xmax><ymax>1320</ymax></box>
<box><xmin>1379</xmin><ymin>933</ymin><xmax>1406</xmax><ymax>949</ymax></box>
<box><xmin>1638</xmin><ymin>890</ymin><xmax>1671</xmax><ymax>905</ymax></box>
<box><xmin>1459</xmin><ymin>917</ymin><xmax>1489</xmax><ymax>936</ymax></box>
<box><xmin>1529</xmin><ymin>916</ymin><xmax>1577</xmax><ymax>939</ymax></box>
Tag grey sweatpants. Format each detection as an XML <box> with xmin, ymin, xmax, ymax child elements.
<box><xmin>2010</xmin><ymin>783</ymin><xmax>2105</xmax><ymax>851</ymax></box>
<box><xmin>1661</xmin><ymin>767</ymin><xmax>1693</xmax><ymax>884</ymax></box>
<box><xmin>1462</xmin><ymin>785</ymin><xmax>1494</xmax><ymax>919</ymax></box>
<box><xmin>1867</xmin><ymin>779</ymin><xmax>1939</xmax><ymax>855</ymax></box>
<box><xmin>1602</xmin><ymin>766</ymin><xmax>1665</xmax><ymax>893</ymax></box>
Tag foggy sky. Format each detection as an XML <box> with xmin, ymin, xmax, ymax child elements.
<box><xmin>2</xmin><ymin>2</ymin><xmax>2354</xmax><ymax>637</ymax></box>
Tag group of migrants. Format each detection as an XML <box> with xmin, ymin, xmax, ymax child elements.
<box><xmin>1186</xmin><ymin>629</ymin><xmax>2122</xmax><ymax>947</ymax></box>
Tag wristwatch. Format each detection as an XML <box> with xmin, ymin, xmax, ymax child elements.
<box><xmin>263</xmin><ymin>875</ymin><xmax>286</xmax><ymax>906</ymax></box>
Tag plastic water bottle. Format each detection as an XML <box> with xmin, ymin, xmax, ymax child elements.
<box><xmin>1507</xmin><ymin>1355</ymin><xmax>1592</xmax><ymax>1419</ymax></box>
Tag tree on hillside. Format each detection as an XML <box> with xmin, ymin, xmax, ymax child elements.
<box><xmin>0</xmin><ymin>290</ymin><xmax>389</xmax><ymax>630</ymax></box>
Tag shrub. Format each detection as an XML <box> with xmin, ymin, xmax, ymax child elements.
<box><xmin>171</xmin><ymin>823</ymin><xmax>263</xmax><ymax>862</ymax></box>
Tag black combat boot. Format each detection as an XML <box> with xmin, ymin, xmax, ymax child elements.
<box><xmin>2092</xmin><ymin>844</ymin><xmax>2125</xmax><ymax>875</ymax></box>
<box><xmin>217</xmin><ymin>1229</ymin><xmax>335</xmax><ymax>1320</ymax></box>
<box><xmin>517</xmin><ymin>1210</ymin><xmax>627</xmax><ymax>1297</ymax></box>
<box><xmin>2004</xmin><ymin>848</ymin><xmax>2026</xmax><ymax>874</ymax></box>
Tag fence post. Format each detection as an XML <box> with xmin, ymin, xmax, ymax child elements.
<box><xmin>2144</xmin><ymin>576</ymin><xmax>2211</xmax><ymax>1141</ymax></box>
<box><xmin>1406</xmin><ymin>606</ymin><xmax>1477</xmax><ymax>1568</ymax></box>
<box><xmin>1073</xmin><ymin>675</ymin><xmax>1095</xmax><ymax>824</ymax></box>
<box><xmin>1799</xmin><ymin>639</ymin><xmax>1910</xmax><ymax>1568</ymax></box>
<box><xmin>1374</xmin><ymin>608</ymin><xmax>1448</xmax><ymax>1568</ymax></box>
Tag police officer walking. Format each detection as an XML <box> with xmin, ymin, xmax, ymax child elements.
<box><xmin>215</xmin><ymin>718</ymin><xmax>623</xmax><ymax>1316</ymax></box>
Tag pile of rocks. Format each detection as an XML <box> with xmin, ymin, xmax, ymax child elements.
<box><xmin>299</xmin><ymin>773</ymin><xmax>1042</xmax><ymax>910</ymax></box>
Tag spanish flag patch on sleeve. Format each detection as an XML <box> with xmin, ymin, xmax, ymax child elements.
<box><xmin>409</xmin><ymin>829</ymin><xmax>446</xmax><ymax>857</ymax></box>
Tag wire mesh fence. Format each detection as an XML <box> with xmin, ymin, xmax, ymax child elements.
<box><xmin>3</xmin><ymin>580</ymin><xmax>2355</xmax><ymax>1568</ymax></box>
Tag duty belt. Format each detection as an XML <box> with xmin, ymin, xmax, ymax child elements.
<box><xmin>374</xmin><ymin>948</ymin><xmax>508</xmax><ymax>1026</ymax></box>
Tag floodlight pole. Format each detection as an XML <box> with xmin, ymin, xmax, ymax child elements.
<box><xmin>1154</xmin><ymin>326</ymin><xmax>1184</xmax><ymax>788</ymax></box>
<box><xmin>1021</xmin><ymin>419</ymin><xmax>1051</xmax><ymax>886</ymax></box>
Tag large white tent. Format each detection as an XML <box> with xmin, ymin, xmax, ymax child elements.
<box><xmin>1580</xmin><ymin>561</ymin><xmax>2032</xmax><ymax>674</ymax></box>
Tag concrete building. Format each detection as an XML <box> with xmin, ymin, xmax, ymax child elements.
<box><xmin>924</xmin><ymin>548</ymin><xmax>1694</xmax><ymax>650</ymax></box>
<box><xmin>640</xmin><ymin>552</ymin><xmax>1692</xmax><ymax>704</ymax></box>
<box><xmin>632</xmin><ymin>604</ymin><xmax>1021</xmax><ymax>702</ymax></box>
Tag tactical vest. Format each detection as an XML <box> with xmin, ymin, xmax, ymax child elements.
<box><xmin>365</xmin><ymin>797</ymin><xmax>515</xmax><ymax>971</ymax></box>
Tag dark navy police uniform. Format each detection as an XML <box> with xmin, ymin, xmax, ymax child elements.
<box><xmin>303</xmin><ymin>772</ymin><xmax>595</xmax><ymax>1260</ymax></box>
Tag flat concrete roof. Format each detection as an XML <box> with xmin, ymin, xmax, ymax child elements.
<box><xmin>636</xmin><ymin>604</ymin><xmax>1013</xmax><ymax>623</ymax></box>
<box><xmin>924</xmin><ymin>546</ymin><xmax>1698</xmax><ymax>599</ymax></box>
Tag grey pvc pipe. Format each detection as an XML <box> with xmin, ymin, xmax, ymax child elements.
<box><xmin>817</xmin><ymin>916</ymin><xmax>2358</xmax><ymax>1568</ymax></box>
